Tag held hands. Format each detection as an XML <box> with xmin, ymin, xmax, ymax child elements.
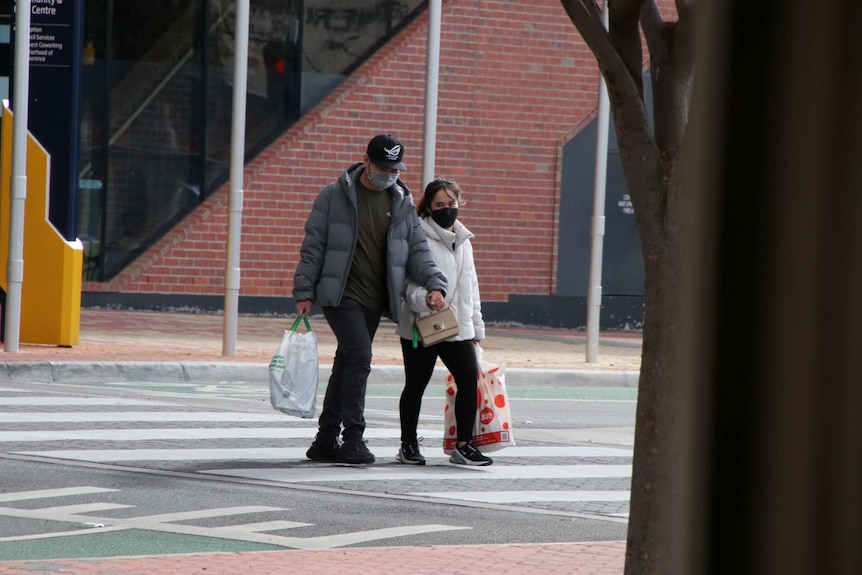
<box><xmin>295</xmin><ymin>299</ymin><xmax>312</xmax><ymax>316</ymax></box>
<box><xmin>426</xmin><ymin>289</ymin><xmax>445</xmax><ymax>311</ymax></box>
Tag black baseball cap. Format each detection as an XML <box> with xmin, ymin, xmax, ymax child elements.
<box><xmin>367</xmin><ymin>134</ymin><xmax>407</xmax><ymax>170</ymax></box>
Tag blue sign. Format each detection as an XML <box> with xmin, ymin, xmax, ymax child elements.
<box><xmin>11</xmin><ymin>0</ymin><xmax>83</xmax><ymax>241</ymax></box>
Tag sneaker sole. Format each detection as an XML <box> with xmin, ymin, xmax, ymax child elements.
<box><xmin>335</xmin><ymin>454</ymin><xmax>376</xmax><ymax>465</ymax></box>
<box><xmin>334</xmin><ymin>459</ymin><xmax>375</xmax><ymax>465</ymax></box>
<box><xmin>306</xmin><ymin>449</ymin><xmax>337</xmax><ymax>463</ymax></box>
<box><xmin>306</xmin><ymin>455</ymin><xmax>337</xmax><ymax>463</ymax></box>
<box><xmin>449</xmin><ymin>454</ymin><xmax>493</xmax><ymax>466</ymax></box>
<box><xmin>395</xmin><ymin>452</ymin><xmax>426</xmax><ymax>465</ymax></box>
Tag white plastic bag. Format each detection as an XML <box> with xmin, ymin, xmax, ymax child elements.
<box><xmin>443</xmin><ymin>345</ymin><xmax>515</xmax><ymax>454</ymax></box>
<box><xmin>269</xmin><ymin>314</ymin><xmax>319</xmax><ymax>419</ymax></box>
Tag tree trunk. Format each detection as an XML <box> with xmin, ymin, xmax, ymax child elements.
<box><xmin>623</xmin><ymin>153</ymin><xmax>685</xmax><ymax>575</ymax></box>
<box><xmin>557</xmin><ymin>3</ymin><xmax>691</xmax><ymax>573</ymax></box>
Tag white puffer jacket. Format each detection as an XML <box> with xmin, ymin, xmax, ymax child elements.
<box><xmin>395</xmin><ymin>217</ymin><xmax>485</xmax><ymax>343</ymax></box>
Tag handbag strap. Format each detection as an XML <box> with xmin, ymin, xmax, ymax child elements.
<box><xmin>412</xmin><ymin>246</ymin><xmax>466</xmax><ymax>348</ymax></box>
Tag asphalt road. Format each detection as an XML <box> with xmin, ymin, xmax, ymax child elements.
<box><xmin>0</xmin><ymin>378</ymin><xmax>635</xmax><ymax>561</ymax></box>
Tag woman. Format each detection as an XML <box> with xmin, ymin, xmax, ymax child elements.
<box><xmin>395</xmin><ymin>178</ymin><xmax>492</xmax><ymax>466</ymax></box>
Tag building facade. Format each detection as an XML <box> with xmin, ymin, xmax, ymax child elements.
<box><xmin>28</xmin><ymin>0</ymin><xmax>674</xmax><ymax>328</ymax></box>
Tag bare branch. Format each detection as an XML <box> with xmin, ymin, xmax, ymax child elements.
<box><xmin>560</xmin><ymin>0</ymin><xmax>659</xmax><ymax>212</ymax></box>
<box><xmin>610</xmin><ymin>0</ymin><xmax>646</xmax><ymax>20</ymax></box>
<box><xmin>640</xmin><ymin>1</ymin><xmax>666</xmax><ymax>59</ymax></box>
<box><xmin>558</xmin><ymin>1</ymin><xmax>610</xmax><ymax>58</ymax></box>
<box><xmin>671</xmin><ymin>1</ymin><xmax>697</xmax><ymax>74</ymax></box>
<box><xmin>647</xmin><ymin>1</ymin><xmax>694</xmax><ymax>150</ymax></box>
<box><xmin>608</xmin><ymin>0</ymin><xmax>647</xmax><ymax>98</ymax></box>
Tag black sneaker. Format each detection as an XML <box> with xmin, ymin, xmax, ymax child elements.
<box><xmin>450</xmin><ymin>441</ymin><xmax>493</xmax><ymax>466</ymax></box>
<box><xmin>336</xmin><ymin>438</ymin><xmax>375</xmax><ymax>464</ymax></box>
<box><xmin>306</xmin><ymin>437</ymin><xmax>339</xmax><ymax>462</ymax></box>
<box><xmin>396</xmin><ymin>441</ymin><xmax>426</xmax><ymax>465</ymax></box>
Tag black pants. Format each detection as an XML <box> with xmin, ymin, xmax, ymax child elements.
<box><xmin>399</xmin><ymin>337</ymin><xmax>478</xmax><ymax>443</ymax></box>
<box><xmin>318</xmin><ymin>298</ymin><xmax>381</xmax><ymax>442</ymax></box>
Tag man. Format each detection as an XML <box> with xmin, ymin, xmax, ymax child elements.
<box><xmin>293</xmin><ymin>134</ymin><xmax>447</xmax><ymax>464</ymax></box>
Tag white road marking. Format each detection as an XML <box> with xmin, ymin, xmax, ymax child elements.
<box><xmin>0</xmin><ymin>487</ymin><xmax>118</xmax><ymax>502</ymax></box>
<box><xmin>202</xmin><ymin>464</ymin><xmax>632</xmax><ymax>482</ymax></box>
<box><xmin>111</xmin><ymin>506</ymin><xmax>288</xmax><ymax>525</ymax></box>
<box><xmin>407</xmin><ymin>490</ymin><xmax>632</xmax><ymax>503</ymax></box>
<box><xmin>0</xmin><ymin>390</ymin><xmax>633</xmax><ymax>527</ymax></box>
<box><xmin>0</xmin><ymin>526</ymin><xmax>128</xmax><ymax>542</ymax></box>
<box><xmin>206</xmin><ymin>520</ymin><xmax>313</xmax><ymax>533</ymax></box>
<box><xmin>0</xmin><ymin>412</ymin><xmax>294</xmax><ymax>423</ymax></box>
<box><xmin>0</xmin><ymin>505</ymin><xmax>285</xmax><ymax>528</ymax></box>
<box><xmin>0</xmin><ymin>500</ymin><xmax>467</xmax><ymax>550</ymax></box>
<box><xmin>0</xmin><ymin>503</ymin><xmax>134</xmax><ymax>519</ymax></box>
<box><xmin>14</xmin><ymin>445</ymin><xmax>630</xmax><ymax>462</ymax></box>
<box><xmin>1</xmin><ymin>397</ymin><xmax>172</xmax><ymax>406</ymax></box>
<box><xmin>0</xmin><ymin>427</ymin><xmax>444</xmax><ymax>442</ymax></box>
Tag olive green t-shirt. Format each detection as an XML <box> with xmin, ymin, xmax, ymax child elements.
<box><xmin>343</xmin><ymin>180</ymin><xmax>392</xmax><ymax>312</ymax></box>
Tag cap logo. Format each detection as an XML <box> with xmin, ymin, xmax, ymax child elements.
<box><xmin>384</xmin><ymin>145</ymin><xmax>402</xmax><ymax>161</ymax></box>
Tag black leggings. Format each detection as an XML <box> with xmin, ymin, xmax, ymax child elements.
<box><xmin>399</xmin><ymin>337</ymin><xmax>478</xmax><ymax>443</ymax></box>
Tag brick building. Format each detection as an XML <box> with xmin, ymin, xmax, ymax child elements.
<box><xmin>71</xmin><ymin>0</ymin><xmax>674</xmax><ymax>328</ymax></box>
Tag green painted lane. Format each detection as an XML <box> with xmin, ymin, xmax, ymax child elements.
<box><xmin>0</xmin><ymin>529</ymin><xmax>281</xmax><ymax>561</ymax></box>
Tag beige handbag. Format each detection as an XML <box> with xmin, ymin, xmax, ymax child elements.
<box><xmin>412</xmin><ymin>249</ymin><xmax>464</xmax><ymax>347</ymax></box>
<box><xmin>414</xmin><ymin>307</ymin><xmax>460</xmax><ymax>346</ymax></box>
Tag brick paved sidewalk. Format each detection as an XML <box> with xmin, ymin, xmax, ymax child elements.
<box><xmin>0</xmin><ymin>309</ymin><xmax>642</xmax><ymax>372</ymax></box>
<box><xmin>0</xmin><ymin>542</ymin><xmax>626</xmax><ymax>575</ymax></box>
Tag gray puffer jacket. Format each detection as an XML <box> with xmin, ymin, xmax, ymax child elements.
<box><xmin>293</xmin><ymin>163</ymin><xmax>448</xmax><ymax>322</ymax></box>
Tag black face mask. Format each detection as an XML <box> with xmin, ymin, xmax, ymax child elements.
<box><xmin>431</xmin><ymin>207</ymin><xmax>458</xmax><ymax>229</ymax></box>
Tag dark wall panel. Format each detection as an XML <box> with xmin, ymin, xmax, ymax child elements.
<box><xmin>557</xmin><ymin>72</ymin><xmax>652</xmax><ymax>300</ymax></box>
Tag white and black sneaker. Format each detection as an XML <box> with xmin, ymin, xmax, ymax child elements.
<box><xmin>450</xmin><ymin>441</ymin><xmax>493</xmax><ymax>466</ymax></box>
<box><xmin>396</xmin><ymin>441</ymin><xmax>426</xmax><ymax>465</ymax></box>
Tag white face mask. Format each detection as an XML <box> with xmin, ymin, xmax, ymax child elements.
<box><xmin>367</xmin><ymin>164</ymin><xmax>399</xmax><ymax>190</ymax></box>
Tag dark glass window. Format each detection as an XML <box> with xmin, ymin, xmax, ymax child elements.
<box><xmin>79</xmin><ymin>1</ymin><xmax>424</xmax><ymax>281</ymax></box>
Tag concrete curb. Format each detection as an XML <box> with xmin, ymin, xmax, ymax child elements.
<box><xmin>0</xmin><ymin>362</ymin><xmax>640</xmax><ymax>388</ymax></box>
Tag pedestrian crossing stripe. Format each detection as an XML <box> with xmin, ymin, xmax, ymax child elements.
<box><xmin>201</xmin><ymin>464</ymin><xmax>632</xmax><ymax>482</ymax></box>
<box><xmin>406</xmin><ymin>490</ymin><xmax>631</xmax><ymax>503</ymax></box>
<box><xmin>0</xmin><ymin>487</ymin><xmax>118</xmax><ymax>502</ymax></box>
<box><xmin>0</xmin><ymin>412</ymin><xmax>294</xmax><ymax>423</ymax></box>
<box><xmin>0</xmin><ymin>397</ymin><xmax>173</xmax><ymax>406</ymax></box>
<box><xmin>0</xmin><ymin>428</ymin><xmax>400</xmax><ymax>442</ymax></box>
<box><xmin>0</xmin><ymin>395</ymin><xmax>633</xmax><ymax>522</ymax></box>
<box><xmin>8</xmin><ymin>443</ymin><xmax>628</xmax><ymax>459</ymax></box>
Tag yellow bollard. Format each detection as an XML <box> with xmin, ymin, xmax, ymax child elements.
<box><xmin>0</xmin><ymin>102</ymin><xmax>83</xmax><ymax>346</ymax></box>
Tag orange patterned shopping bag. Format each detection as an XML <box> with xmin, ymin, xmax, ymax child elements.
<box><xmin>443</xmin><ymin>348</ymin><xmax>515</xmax><ymax>454</ymax></box>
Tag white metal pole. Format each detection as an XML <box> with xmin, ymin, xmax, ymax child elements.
<box><xmin>223</xmin><ymin>0</ymin><xmax>249</xmax><ymax>356</ymax></box>
<box><xmin>586</xmin><ymin>2</ymin><xmax>610</xmax><ymax>363</ymax></box>
<box><xmin>5</xmin><ymin>0</ymin><xmax>32</xmax><ymax>353</ymax></box>
<box><xmin>421</xmin><ymin>0</ymin><xmax>442</xmax><ymax>188</ymax></box>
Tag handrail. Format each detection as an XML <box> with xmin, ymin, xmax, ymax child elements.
<box><xmin>107</xmin><ymin>51</ymin><xmax>194</xmax><ymax>149</ymax></box>
<box><xmin>79</xmin><ymin>6</ymin><xmax>231</xmax><ymax>178</ymax></box>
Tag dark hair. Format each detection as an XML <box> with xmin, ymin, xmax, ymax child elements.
<box><xmin>417</xmin><ymin>177</ymin><xmax>464</xmax><ymax>217</ymax></box>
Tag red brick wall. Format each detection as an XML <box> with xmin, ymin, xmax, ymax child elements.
<box><xmin>84</xmin><ymin>0</ymin><xmax>676</xmax><ymax>303</ymax></box>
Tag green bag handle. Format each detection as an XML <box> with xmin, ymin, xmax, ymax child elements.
<box><xmin>412</xmin><ymin>322</ymin><xmax>419</xmax><ymax>349</ymax></box>
<box><xmin>290</xmin><ymin>313</ymin><xmax>313</xmax><ymax>333</ymax></box>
